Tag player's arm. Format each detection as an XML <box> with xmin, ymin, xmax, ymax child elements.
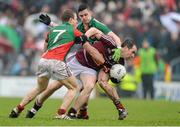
<box><xmin>95</xmin><ymin>21</ymin><xmax>122</xmax><ymax>62</ymax></box>
<box><xmin>95</xmin><ymin>20</ymin><xmax>122</xmax><ymax>46</ymax></box>
<box><xmin>107</xmin><ymin>31</ymin><xmax>122</xmax><ymax>47</ymax></box>
<box><xmin>75</xmin><ymin>35</ymin><xmax>105</xmax><ymax>65</ymax></box>
<box><xmin>85</xmin><ymin>27</ymin><xmax>103</xmax><ymax>39</ymax></box>
<box><xmin>39</xmin><ymin>14</ymin><xmax>58</xmax><ymax>27</ymax></box>
<box><xmin>83</xmin><ymin>42</ymin><xmax>105</xmax><ymax>65</ymax></box>
<box><xmin>74</xmin><ymin>29</ymin><xmax>105</xmax><ymax>65</ymax></box>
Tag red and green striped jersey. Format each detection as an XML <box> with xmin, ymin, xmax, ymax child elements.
<box><xmin>42</xmin><ymin>22</ymin><xmax>82</xmax><ymax>61</ymax></box>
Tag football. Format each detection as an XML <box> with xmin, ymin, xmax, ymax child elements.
<box><xmin>110</xmin><ymin>64</ymin><xmax>126</xmax><ymax>80</ymax></box>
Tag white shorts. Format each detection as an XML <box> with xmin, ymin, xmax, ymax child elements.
<box><xmin>36</xmin><ymin>58</ymin><xmax>72</xmax><ymax>80</ymax></box>
<box><xmin>67</xmin><ymin>57</ymin><xmax>97</xmax><ymax>77</ymax></box>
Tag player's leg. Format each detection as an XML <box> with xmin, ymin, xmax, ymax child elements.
<box><xmin>26</xmin><ymin>80</ymin><xmax>63</xmax><ymax>118</ymax></box>
<box><xmin>54</xmin><ymin>75</ymin><xmax>78</xmax><ymax>119</ymax></box>
<box><xmin>9</xmin><ymin>76</ymin><xmax>49</xmax><ymax>118</ymax></box>
<box><xmin>76</xmin><ymin>87</ymin><xmax>89</xmax><ymax>119</ymax></box>
<box><xmin>97</xmin><ymin>69</ymin><xmax>127</xmax><ymax>120</ymax></box>
<box><xmin>68</xmin><ymin>74</ymin><xmax>97</xmax><ymax>119</ymax></box>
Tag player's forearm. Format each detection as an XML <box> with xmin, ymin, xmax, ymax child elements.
<box><xmin>83</xmin><ymin>42</ymin><xmax>105</xmax><ymax>65</ymax></box>
<box><xmin>85</xmin><ymin>27</ymin><xmax>102</xmax><ymax>39</ymax></box>
<box><xmin>107</xmin><ymin>31</ymin><xmax>122</xmax><ymax>47</ymax></box>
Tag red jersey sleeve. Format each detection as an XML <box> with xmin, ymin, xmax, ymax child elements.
<box><xmin>74</xmin><ymin>28</ymin><xmax>83</xmax><ymax>37</ymax></box>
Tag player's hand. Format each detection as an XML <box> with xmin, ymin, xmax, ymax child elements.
<box><xmin>112</xmin><ymin>48</ymin><xmax>121</xmax><ymax>62</ymax></box>
<box><xmin>103</xmin><ymin>65</ymin><xmax>110</xmax><ymax>73</ymax></box>
<box><xmin>39</xmin><ymin>14</ymin><xmax>51</xmax><ymax>25</ymax></box>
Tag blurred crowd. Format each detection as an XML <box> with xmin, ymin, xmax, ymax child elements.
<box><xmin>0</xmin><ymin>0</ymin><xmax>180</xmax><ymax>78</ymax></box>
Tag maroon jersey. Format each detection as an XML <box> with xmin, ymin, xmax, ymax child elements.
<box><xmin>76</xmin><ymin>35</ymin><xmax>125</xmax><ymax>71</ymax></box>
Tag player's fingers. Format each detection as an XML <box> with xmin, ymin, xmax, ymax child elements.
<box><xmin>39</xmin><ymin>19</ymin><xmax>45</xmax><ymax>24</ymax></box>
<box><xmin>114</xmin><ymin>56</ymin><xmax>118</xmax><ymax>61</ymax></box>
<box><xmin>116</xmin><ymin>58</ymin><xmax>119</xmax><ymax>62</ymax></box>
<box><xmin>114</xmin><ymin>57</ymin><xmax>117</xmax><ymax>62</ymax></box>
<box><xmin>39</xmin><ymin>14</ymin><xmax>44</xmax><ymax>18</ymax></box>
<box><xmin>45</xmin><ymin>14</ymin><xmax>49</xmax><ymax>18</ymax></box>
<box><xmin>112</xmin><ymin>54</ymin><xmax>115</xmax><ymax>59</ymax></box>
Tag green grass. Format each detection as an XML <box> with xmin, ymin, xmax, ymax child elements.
<box><xmin>0</xmin><ymin>97</ymin><xmax>180</xmax><ymax>126</ymax></box>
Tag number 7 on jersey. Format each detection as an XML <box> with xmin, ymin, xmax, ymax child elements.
<box><xmin>53</xmin><ymin>30</ymin><xmax>66</xmax><ymax>43</ymax></box>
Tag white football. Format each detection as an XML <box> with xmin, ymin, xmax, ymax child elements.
<box><xmin>110</xmin><ymin>64</ymin><xmax>126</xmax><ymax>80</ymax></box>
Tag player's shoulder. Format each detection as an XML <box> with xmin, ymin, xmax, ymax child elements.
<box><xmin>91</xmin><ymin>18</ymin><xmax>106</xmax><ymax>26</ymax></box>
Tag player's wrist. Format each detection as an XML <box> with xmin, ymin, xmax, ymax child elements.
<box><xmin>117</xmin><ymin>46</ymin><xmax>121</xmax><ymax>49</ymax></box>
<box><xmin>50</xmin><ymin>21</ymin><xmax>55</xmax><ymax>27</ymax></box>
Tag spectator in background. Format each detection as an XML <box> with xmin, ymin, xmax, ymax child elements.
<box><xmin>138</xmin><ymin>39</ymin><xmax>158</xmax><ymax>99</ymax></box>
<box><xmin>159</xmin><ymin>6</ymin><xmax>180</xmax><ymax>42</ymax></box>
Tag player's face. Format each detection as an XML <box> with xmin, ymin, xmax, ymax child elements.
<box><xmin>78</xmin><ymin>9</ymin><xmax>91</xmax><ymax>24</ymax></box>
<box><xmin>123</xmin><ymin>45</ymin><xmax>137</xmax><ymax>60</ymax></box>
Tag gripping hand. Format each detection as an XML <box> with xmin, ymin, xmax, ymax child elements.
<box><xmin>112</xmin><ymin>47</ymin><xmax>121</xmax><ymax>62</ymax></box>
<box><xmin>39</xmin><ymin>14</ymin><xmax>51</xmax><ymax>25</ymax></box>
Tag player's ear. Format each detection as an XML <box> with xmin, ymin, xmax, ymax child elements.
<box><xmin>69</xmin><ymin>18</ymin><xmax>73</xmax><ymax>23</ymax></box>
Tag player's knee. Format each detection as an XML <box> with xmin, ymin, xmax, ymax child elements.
<box><xmin>84</xmin><ymin>84</ymin><xmax>94</xmax><ymax>93</ymax></box>
<box><xmin>69</xmin><ymin>83</ymin><xmax>78</xmax><ymax>92</ymax></box>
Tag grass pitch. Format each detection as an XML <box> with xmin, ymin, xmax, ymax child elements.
<box><xmin>0</xmin><ymin>97</ymin><xmax>180</xmax><ymax>126</ymax></box>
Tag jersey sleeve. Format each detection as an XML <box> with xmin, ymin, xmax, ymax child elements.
<box><xmin>94</xmin><ymin>19</ymin><xmax>111</xmax><ymax>34</ymax></box>
<box><xmin>99</xmin><ymin>35</ymin><xmax>116</xmax><ymax>48</ymax></box>
<box><xmin>74</xmin><ymin>28</ymin><xmax>83</xmax><ymax>37</ymax></box>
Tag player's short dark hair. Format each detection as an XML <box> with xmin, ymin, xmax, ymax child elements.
<box><xmin>61</xmin><ymin>9</ymin><xmax>75</xmax><ymax>22</ymax></box>
<box><xmin>78</xmin><ymin>4</ymin><xmax>89</xmax><ymax>12</ymax></box>
<box><xmin>121</xmin><ymin>37</ymin><xmax>135</xmax><ymax>49</ymax></box>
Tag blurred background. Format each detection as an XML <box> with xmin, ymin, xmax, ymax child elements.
<box><xmin>0</xmin><ymin>0</ymin><xmax>180</xmax><ymax>101</ymax></box>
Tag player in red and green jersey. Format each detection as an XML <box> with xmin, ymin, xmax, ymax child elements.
<box><xmin>9</xmin><ymin>9</ymin><xmax>105</xmax><ymax>119</ymax></box>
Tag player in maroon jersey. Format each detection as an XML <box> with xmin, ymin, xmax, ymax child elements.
<box><xmin>67</xmin><ymin>27</ymin><xmax>137</xmax><ymax>120</ymax></box>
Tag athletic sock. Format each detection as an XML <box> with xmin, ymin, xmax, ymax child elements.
<box><xmin>29</xmin><ymin>100</ymin><xmax>42</xmax><ymax>114</ymax></box>
<box><xmin>79</xmin><ymin>108</ymin><xmax>87</xmax><ymax>116</ymax></box>
<box><xmin>17</xmin><ymin>104</ymin><xmax>24</xmax><ymax>113</ymax></box>
<box><xmin>57</xmin><ymin>109</ymin><xmax>66</xmax><ymax>115</ymax></box>
<box><xmin>32</xmin><ymin>100</ymin><xmax>42</xmax><ymax>111</ymax></box>
<box><xmin>114</xmin><ymin>100</ymin><xmax>125</xmax><ymax>110</ymax></box>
